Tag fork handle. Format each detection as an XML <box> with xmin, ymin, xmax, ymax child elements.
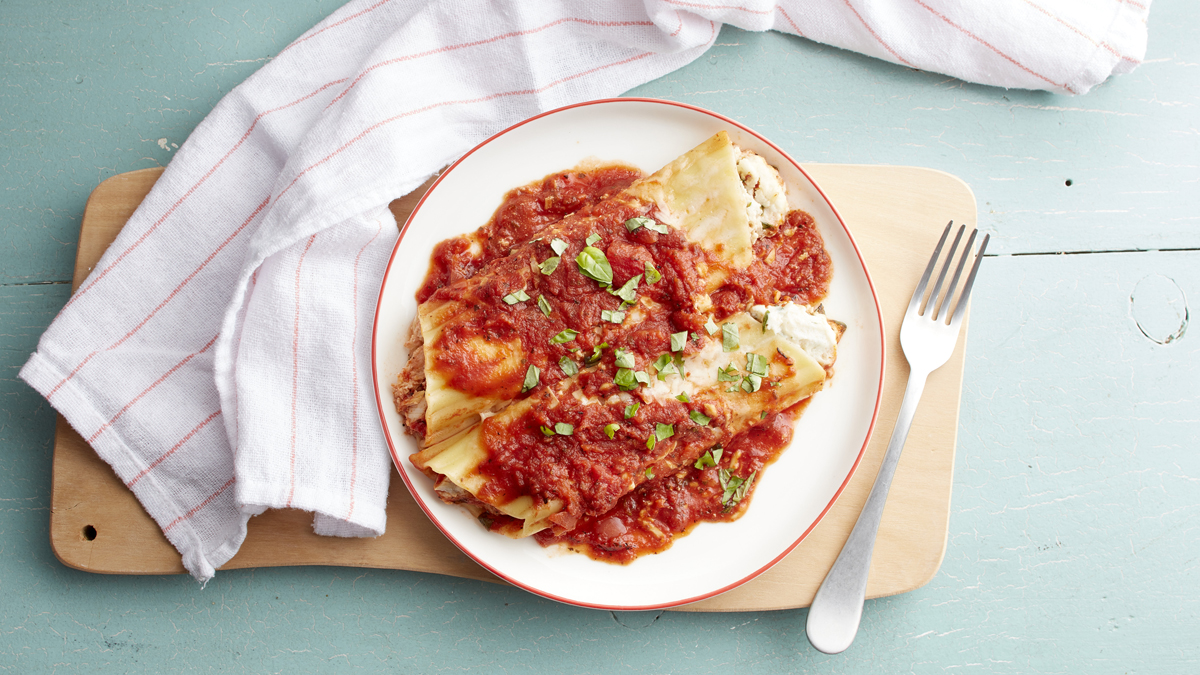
<box><xmin>805</xmin><ymin>366</ymin><xmax>931</xmax><ymax>654</ymax></box>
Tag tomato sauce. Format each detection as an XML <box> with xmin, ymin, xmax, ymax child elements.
<box><xmin>422</xmin><ymin>183</ymin><xmax>727</xmax><ymax>402</ymax></box>
<box><xmin>413</xmin><ymin>163</ymin><xmax>834</xmax><ymax>563</ymax></box>
<box><xmin>416</xmin><ymin>166</ymin><xmax>642</xmax><ymax>304</ymax></box>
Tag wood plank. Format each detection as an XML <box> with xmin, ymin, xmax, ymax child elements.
<box><xmin>49</xmin><ymin>163</ymin><xmax>975</xmax><ymax>611</ymax></box>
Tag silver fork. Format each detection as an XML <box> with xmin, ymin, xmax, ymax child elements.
<box><xmin>806</xmin><ymin>222</ymin><xmax>989</xmax><ymax>654</ymax></box>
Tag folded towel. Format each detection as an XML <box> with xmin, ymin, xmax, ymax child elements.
<box><xmin>21</xmin><ymin>0</ymin><xmax>1150</xmax><ymax>582</ymax></box>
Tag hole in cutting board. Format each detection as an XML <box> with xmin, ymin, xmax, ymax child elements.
<box><xmin>82</xmin><ymin>525</ymin><xmax>97</xmax><ymax>541</ymax></box>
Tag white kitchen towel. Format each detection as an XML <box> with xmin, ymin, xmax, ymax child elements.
<box><xmin>20</xmin><ymin>0</ymin><xmax>1151</xmax><ymax>582</ymax></box>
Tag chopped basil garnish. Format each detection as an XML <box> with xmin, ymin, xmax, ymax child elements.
<box><xmin>604</xmin><ymin>423</ymin><xmax>619</xmax><ymax>439</ymax></box>
<box><xmin>624</xmin><ymin>402</ymin><xmax>640</xmax><ymax>419</ymax></box>
<box><xmin>585</xmin><ymin>342</ymin><xmax>609</xmax><ymax>367</ymax></box>
<box><xmin>614</xmin><ymin>368</ymin><xmax>639</xmax><ymax>391</ymax></box>
<box><xmin>690</xmin><ymin>410</ymin><xmax>711</xmax><ymax>426</ymax></box>
<box><xmin>676</xmin><ymin>392</ymin><xmax>690</xmax><ymax>403</ymax></box>
<box><xmin>521</xmin><ymin>365</ymin><xmax>540</xmax><ymax>392</ymax></box>
<box><xmin>550</xmin><ymin>329</ymin><xmax>578</xmax><ymax>345</ymax></box>
<box><xmin>761</xmin><ymin>309</ymin><xmax>770</xmax><ymax>332</ymax></box>
<box><xmin>537</xmin><ymin>294</ymin><xmax>553</xmax><ymax>317</ymax></box>
<box><xmin>741</xmin><ymin>374</ymin><xmax>763</xmax><ymax>393</ymax></box>
<box><xmin>644</xmin><ymin>262</ymin><xmax>662</xmax><ymax>284</ymax></box>
<box><xmin>503</xmin><ymin>289</ymin><xmax>530</xmax><ymax>305</ymax></box>
<box><xmin>717</xmin><ymin>364</ymin><xmax>740</xmax><ymax>382</ymax></box>
<box><xmin>601</xmin><ymin>309</ymin><xmax>625</xmax><ymax>324</ymax></box>
<box><xmin>760</xmin><ymin>410</ymin><xmax>768</xmax><ymax>420</ymax></box>
<box><xmin>576</xmin><ymin>246</ymin><xmax>613</xmax><ymax>285</ymax></box>
<box><xmin>719</xmin><ymin>469</ymin><xmax>755</xmax><ymax>507</ymax></box>
<box><xmin>690</xmin><ymin>332</ymin><xmax>702</xmax><ymax>342</ymax></box>
<box><xmin>670</xmin><ymin>331</ymin><xmax>688</xmax><ymax>353</ymax></box>
<box><xmin>559</xmin><ymin>356</ymin><xmax>578</xmax><ymax>376</ymax></box>
<box><xmin>694</xmin><ymin>446</ymin><xmax>723</xmax><ymax>469</ymax></box>
<box><xmin>657</xmin><ymin>361</ymin><xmax>679</xmax><ymax>380</ymax></box>
<box><xmin>586</xmin><ymin>233</ymin><xmax>601</xmax><ymax>246</ymax></box>
<box><xmin>633</xmin><ymin>370</ymin><xmax>651</xmax><ymax>386</ymax></box>
<box><xmin>625</xmin><ymin>217</ymin><xmax>650</xmax><ymax>232</ymax></box>
<box><xmin>611</xmin><ymin>274</ymin><xmax>642</xmax><ymax>303</ymax></box>
<box><xmin>746</xmin><ymin>352</ymin><xmax>768</xmax><ymax>377</ymax></box>
<box><xmin>550</xmin><ymin>238</ymin><xmax>568</xmax><ymax>256</ymax></box>
<box><xmin>705</xmin><ymin>317</ymin><xmax>719</xmax><ymax>335</ymax></box>
<box><xmin>645</xmin><ymin>220</ymin><xmax>669</xmax><ymax>234</ymax></box>
<box><xmin>721</xmin><ymin>322</ymin><xmax>740</xmax><ymax>352</ymax></box>
<box><xmin>655</xmin><ymin>423</ymin><xmax>674</xmax><ymax>440</ymax></box>
<box><xmin>554</xmin><ymin>422</ymin><xmax>574</xmax><ymax>436</ymax></box>
<box><xmin>645</xmin><ymin>468</ymin><xmax>655</xmax><ymax>479</ymax></box>
<box><xmin>646</xmin><ymin>434</ymin><xmax>656</xmax><ymax>451</ymax></box>
<box><xmin>539</xmin><ymin>256</ymin><xmax>561</xmax><ymax>275</ymax></box>
<box><xmin>653</xmin><ymin>354</ymin><xmax>672</xmax><ymax>372</ymax></box>
<box><xmin>614</xmin><ymin>348</ymin><xmax>635</xmax><ymax>369</ymax></box>
<box><xmin>541</xmin><ymin>425</ymin><xmax>555</xmax><ymax>436</ymax></box>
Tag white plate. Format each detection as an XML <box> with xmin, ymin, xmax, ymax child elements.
<box><xmin>372</xmin><ymin>99</ymin><xmax>884</xmax><ymax>610</ymax></box>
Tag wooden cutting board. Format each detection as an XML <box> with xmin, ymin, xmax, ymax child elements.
<box><xmin>49</xmin><ymin>164</ymin><xmax>975</xmax><ymax>612</ymax></box>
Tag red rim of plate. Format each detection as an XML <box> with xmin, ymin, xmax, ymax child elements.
<box><xmin>371</xmin><ymin>97</ymin><xmax>886</xmax><ymax>611</ymax></box>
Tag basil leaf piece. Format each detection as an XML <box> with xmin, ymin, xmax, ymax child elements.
<box><xmin>611</xmin><ymin>274</ymin><xmax>641</xmax><ymax>303</ymax></box>
<box><xmin>645</xmin><ymin>434</ymin><xmax>656</xmax><ymax>451</ymax></box>
<box><xmin>624</xmin><ymin>216</ymin><xmax>653</xmax><ymax>233</ymax></box>
<box><xmin>670</xmin><ymin>331</ymin><xmax>688</xmax><ymax>353</ymax></box>
<box><xmin>653</xmin><ymin>354</ymin><xmax>672</xmax><ymax>372</ymax></box>
<box><xmin>624</xmin><ymin>402</ymin><xmax>640</xmax><ymax>419</ymax></box>
<box><xmin>721</xmin><ymin>323</ymin><xmax>740</xmax><ymax>352</ymax></box>
<box><xmin>645</xmin><ymin>468</ymin><xmax>655</xmax><ymax>479</ymax></box>
<box><xmin>717</xmin><ymin>364</ymin><xmax>740</xmax><ymax>382</ymax></box>
<box><xmin>537</xmin><ymin>294</ymin><xmax>553</xmax><ymax>317</ymax></box>
<box><xmin>720</xmin><ymin>470</ymin><xmax>755</xmax><ymax>507</ymax></box>
<box><xmin>585</xmin><ymin>342</ymin><xmax>608</xmax><ymax>367</ymax></box>
<box><xmin>761</xmin><ymin>309</ymin><xmax>770</xmax><ymax>332</ymax></box>
<box><xmin>550</xmin><ymin>238</ymin><xmax>568</xmax><ymax>256</ymax></box>
<box><xmin>541</xmin><ymin>425</ymin><xmax>556</xmax><ymax>436</ymax></box>
<box><xmin>550</xmin><ymin>329</ymin><xmax>578</xmax><ymax>345</ymax></box>
<box><xmin>614</xmin><ymin>368</ymin><xmax>639</xmax><ymax>391</ymax></box>
<box><xmin>539</xmin><ymin>256</ymin><xmax>561</xmax><ymax>275</ymax></box>
<box><xmin>655</xmin><ymin>423</ymin><xmax>674</xmax><ymax>441</ymax></box>
<box><xmin>705</xmin><ymin>317</ymin><xmax>719</xmax><ymax>335</ymax></box>
<box><xmin>503</xmin><ymin>289</ymin><xmax>530</xmax><ymax>305</ymax></box>
<box><xmin>676</xmin><ymin>392</ymin><xmax>690</xmax><ymax>403</ymax></box>
<box><xmin>694</xmin><ymin>446</ymin><xmax>722</xmax><ymax>469</ymax></box>
<box><xmin>586</xmin><ymin>233</ymin><xmax>601</xmax><ymax>246</ymax></box>
<box><xmin>740</xmin><ymin>373</ymin><xmax>763</xmax><ymax>393</ymax></box>
<box><xmin>645</xmin><ymin>220</ymin><xmax>669</xmax><ymax>234</ymax></box>
<box><xmin>601</xmin><ymin>309</ymin><xmax>625</xmax><ymax>324</ymax></box>
<box><xmin>559</xmin><ymin>356</ymin><xmax>578</xmax><ymax>376</ymax></box>
<box><xmin>656</xmin><ymin>361</ymin><xmax>679</xmax><ymax>380</ymax></box>
<box><xmin>521</xmin><ymin>365</ymin><xmax>540</xmax><ymax>392</ymax></box>
<box><xmin>690</xmin><ymin>410</ymin><xmax>711</xmax><ymax>426</ymax></box>
<box><xmin>614</xmin><ymin>348</ymin><xmax>635</xmax><ymax>369</ymax></box>
<box><xmin>690</xmin><ymin>332</ymin><xmax>702</xmax><ymax>342</ymax></box>
<box><xmin>644</xmin><ymin>262</ymin><xmax>662</xmax><ymax>284</ymax></box>
<box><xmin>746</xmin><ymin>352</ymin><xmax>768</xmax><ymax>377</ymax></box>
<box><xmin>761</xmin><ymin>410</ymin><xmax>768</xmax><ymax>420</ymax></box>
<box><xmin>633</xmin><ymin>370</ymin><xmax>651</xmax><ymax>386</ymax></box>
<box><xmin>576</xmin><ymin>246</ymin><xmax>613</xmax><ymax>285</ymax></box>
<box><xmin>604</xmin><ymin>423</ymin><xmax>619</xmax><ymax>439</ymax></box>
<box><xmin>554</xmin><ymin>422</ymin><xmax>574</xmax><ymax>436</ymax></box>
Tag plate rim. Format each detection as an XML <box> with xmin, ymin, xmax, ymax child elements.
<box><xmin>371</xmin><ymin>97</ymin><xmax>885</xmax><ymax>610</ymax></box>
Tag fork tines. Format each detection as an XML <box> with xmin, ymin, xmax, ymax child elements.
<box><xmin>913</xmin><ymin>221</ymin><xmax>990</xmax><ymax>325</ymax></box>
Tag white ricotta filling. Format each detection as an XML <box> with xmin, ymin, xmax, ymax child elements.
<box><xmin>736</xmin><ymin>150</ymin><xmax>789</xmax><ymax>238</ymax></box>
<box><xmin>751</xmin><ymin>302</ymin><xmax>838</xmax><ymax>367</ymax></box>
<box><xmin>636</xmin><ymin>338</ymin><xmax>724</xmax><ymax>404</ymax></box>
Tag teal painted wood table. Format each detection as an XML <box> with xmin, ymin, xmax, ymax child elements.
<box><xmin>2</xmin><ymin>1</ymin><xmax>1197</xmax><ymax>672</ymax></box>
